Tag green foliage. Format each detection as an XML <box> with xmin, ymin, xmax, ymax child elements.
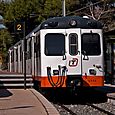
<box><xmin>0</xmin><ymin>29</ymin><xmax>13</xmax><ymax>69</ymax></box>
<box><xmin>43</xmin><ymin>0</ymin><xmax>62</xmax><ymax>17</ymax></box>
<box><xmin>66</xmin><ymin>0</ymin><xmax>80</xmax><ymax>13</ymax></box>
<box><xmin>3</xmin><ymin>0</ymin><xmax>81</xmax><ymax>22</ymax></box>
<box><xmin>5</xmin><ymin>0</ymin><xmax>30</xmax><ymax>21</ymax></box>
<box><xmin>0</xmin><ymin>29</ymin><xmax>13</xmax><ymax>53</ymax></box>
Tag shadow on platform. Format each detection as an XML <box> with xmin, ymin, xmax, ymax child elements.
<box><xmin>0</xmin><ymin>88</ymin><xmax>13</xmax><ymax>98</ymax></box>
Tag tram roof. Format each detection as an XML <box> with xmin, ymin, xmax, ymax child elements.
<box><xmin>32</xmin><ymin>16</ymin><xmax>103</xmax><ymax>33</ymax></box>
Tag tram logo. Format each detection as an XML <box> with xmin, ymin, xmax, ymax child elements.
<box><xmin>69</xmin><ymin>58</ymin><xmax>78</xmax><ymax>67</ymax></box>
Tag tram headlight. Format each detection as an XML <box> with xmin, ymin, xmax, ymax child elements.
<box><xmin>69</xmin><ymin>20</ymin><xmax>77</xmax><ymax>27</ymax></box>
<box><xmin>89</xmin><ymin>69</ymin><xmax>96</xmax><ymax>75</ymax></box>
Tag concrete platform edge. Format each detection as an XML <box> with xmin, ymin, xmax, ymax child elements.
<box><xmin>30</xmin><ymin>89</ymin><xmax>60</xmax><ymax>115</ymax></box>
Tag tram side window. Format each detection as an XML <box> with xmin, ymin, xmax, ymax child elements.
<box><xmin>16</xmin><ymin>48</ymin><xmax>18</xmax><ymax>61</ymax></box>
<box><xmin>28</xmin><ymin>40</ymin><xmax>32</xmax><ymax>59</ymax></box>
<box><xmin>69</xmin><ymin>33</ymin><xmax>78</xmax><ymax>55</ymax></box>
<box><xmin>11</xmin><ymin>51</ymin><xmax>14</xmax><ymax>62</ymax></box>
<box><xmin>20</xmin><ymin>46</ymin><xmax>22</xmax><ymax>61</ymax></box>
<box><xmin>45</xmin><ymin>33</ymin><xmax>65</xmax><ymax>56</ymax></box>
<box><xmin>81</xmin><ymin>33</ymin><xmax>101</xmax><ymax>55</ymax></box>
<box><xmin>35</xmin><ymin>35</ymin><xmax>40</xmax><ymax>58</ymax></box>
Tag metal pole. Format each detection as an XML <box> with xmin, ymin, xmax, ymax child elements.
<box><xmin>62</xmin><ymin>0</ymin><xmax>66</xmax><ymax>17</ymax></box>
<box><xmin>23</xmin><ymin>22</ymin><xmax>26</xmax><ymax>89</ymax></box>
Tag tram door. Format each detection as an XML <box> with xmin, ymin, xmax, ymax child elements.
<box><xmin>65</xmin><ymin>29</ymin><xmax>82</xmax><ymax>75</ymax></box>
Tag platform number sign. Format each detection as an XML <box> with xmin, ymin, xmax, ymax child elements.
<box><xmin>15</xmin><ymin>22</ymin><xmax>24</xmax><ymax>33</ymax></box>
<box><xmin>17</xmin><ymin>24</ymin><xmax>22</xmax><ymax>31</ymax></box>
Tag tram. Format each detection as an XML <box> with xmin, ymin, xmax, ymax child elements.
<box><xmin>8</xmin><ymin>16</ymin><xmax>104</xmax><ymax>89</ymax></box>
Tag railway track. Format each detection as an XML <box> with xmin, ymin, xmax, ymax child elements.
<box><xmin>45</xmin><ymin>87</ymin><xmax>115</xmax><ymax>115</ymax></box>
<box><xmin>56</xmin><ymin>102</ymin><xmax>115</xmax><ymax>115</ymax></box>
<box><xmin>54</xmin><ymin>94</ymin><xmax>115</xmax><ymax>115</ymax></box>
<box><xmin>58</xmin><ymin>104</ymin><xmax>77</xmax><ymax>115</ymax></box>
<box><xmin>86</xmin><ymin>103</ymin><xmax>115</xmax><ymax>115</ymax></box>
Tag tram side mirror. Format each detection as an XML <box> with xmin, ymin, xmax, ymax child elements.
<box><xmin>81</xmin><ymin>50</ymin><xmax>86</xmax><ymax>55</ymax></box>
<box><xmin>77</xmin><ymin>50</ymin><xmax>80</xmax><ymax>55</ymax></box>
<box><xmin>81</xmin><ymin>50</ymin><xmax>89</xmax><ymax>60</ymax></box>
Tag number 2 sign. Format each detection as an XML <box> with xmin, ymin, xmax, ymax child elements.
<box><xmin>14</xmin><ymin>22</ymin><xmax>24</xmax><ymax>33</ymax></box>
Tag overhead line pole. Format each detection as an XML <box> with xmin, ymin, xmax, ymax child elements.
<box><xmin>23</xmin><ymin>22</ymin><xmax>26</xmax><ymax>90</ymax></box>
<box><xmin>62</xmin><ymin>0</ymin><xmax>66</xmax><ymax>17</ymax></box>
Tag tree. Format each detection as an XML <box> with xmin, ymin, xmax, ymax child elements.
<box><xmin>4</xmin><ymin>0</ymin><xmax>39</xmax><ymax>21</ymax></box>
<box><xmin>83</xmin><ymin>0</ymin><xmax>115</xmax><ymax>32</ymax></box>
<box><xmin>66</xmin><ymin>0</ymin><xmax>80</xmax><ymax>14</ymax></box>
<box><xmin>0</xmin><ymin>29</ymin><xmax>13</xmax><ymax>69</ymax></box>
<box><xmin>0</xmin><ymin>29</ymin><xmax>12</xmax><ymax>53</ymax></box>
<box><xmin>4</xmin><ymin>0</ymin><xmax>78</xmax><ymax>33</ymax></box>
<box><xmin>41</xmin><ymin>0</ymin><xmax>62</xmax><ymax>17</ymax></box>
<box><xmin>0</xmin><ymin>1</ymin><xmax>7</xmax><ymax>15</ymax></box>
<box><xmin>66</xmin><ymin>0</ymin><xmax>115</xmax><ymax>32</ymax></box>
<box><xmin>1</xmin><ymin>0</ymin><xmax>114</xmax><ymax>37</ymax></box>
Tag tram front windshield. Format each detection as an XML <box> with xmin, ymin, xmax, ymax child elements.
<box><xmin>45</xmin><ymin>33</ymin><xmax>65</xmax><ymax>56</ymax></box>
<box><xmin>81</xmin><ymin>33</ymin><xmax>101</xmax><ymax>55</ymax></box>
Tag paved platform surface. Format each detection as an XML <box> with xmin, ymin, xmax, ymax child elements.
<box><xmin>104</xmin><ymin>84</ymin><xmax>115</xmax><ymax>97</ymax></box>
<box><xmin>94</xmin><ymin>84</ymin><xmax>115</xmax><ymax>93</ymax></box>
<box><xmin>0</xmin><ymin>88</ymin><xmax>60</xmax><ymax>115</ymax></box>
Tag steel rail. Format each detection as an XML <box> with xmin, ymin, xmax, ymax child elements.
<box><xmin>86</xmin><ymin>103</ymin><xmax>114</xmax><ymax>115</ymax></box>
<box><xmin>58</xmin><ymin>104</ymin><xmax>77</xmax><ymax>115</ymax></box>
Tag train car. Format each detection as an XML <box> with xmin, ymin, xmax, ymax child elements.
<box><xmin>8</xmin><ymin>16</ymin><xmax>104</xmax><ymax>89</ymax></box>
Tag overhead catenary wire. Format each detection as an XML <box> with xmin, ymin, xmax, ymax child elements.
<box><xmin>66</xmin><ymin>1</ymin><xmax>103</xmax><ymax>16</ymax></box>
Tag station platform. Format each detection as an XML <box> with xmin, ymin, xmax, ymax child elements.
<box><xmin>104</xmin><ymin>84</ymin><xmax>115</xmax><ymax>96</ymax></box>
<box><xmin>0</xmin><ymin>88</ymin><xmax>60</xmax><ymax>115</ymax></box>
<box><xmin>94</xmin><ymin>84</ymin><xmax>115</xmax><ymax>94</ymax></box>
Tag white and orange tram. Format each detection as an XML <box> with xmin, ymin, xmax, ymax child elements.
<box><xmin>8</xmin><ymin>16</ymin><xmax>104</xmax><ymax>89</ymax></box>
